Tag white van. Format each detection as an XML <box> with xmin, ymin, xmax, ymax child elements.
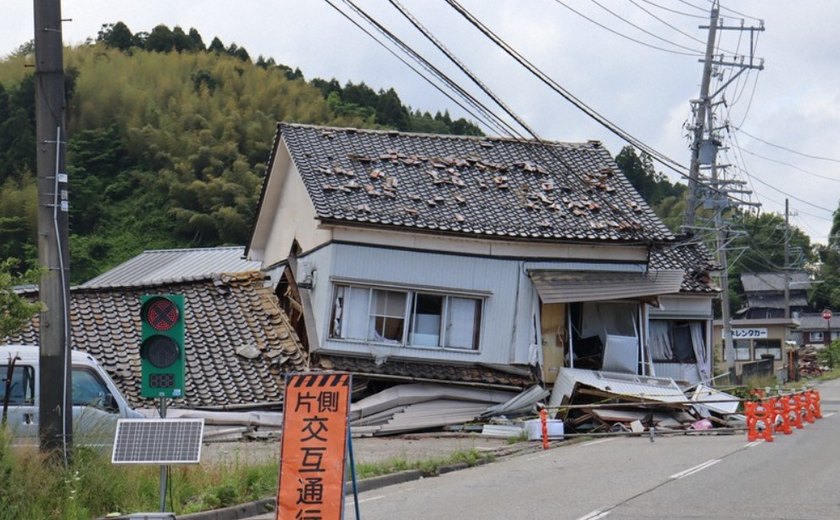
<box><xmin>0</xmin><ymin>344</ymin><xmax>143</xmax><ymax>447</ymax></box>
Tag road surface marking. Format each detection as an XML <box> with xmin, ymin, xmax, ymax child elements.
<box><xmin>577</xmin><ymin>510</ymin><xmax>611</xmax><ymax>520</ymax></box>
<box><xmin>669</xmin><ymin>459</ymin><xmax>721</xmax><ymax>480</ymax></box>
<box><xmin>581</xmin><ymin>438</ymin><xmax>617</xmax><ymax>447</ymax></box>
<box><xmin>744</xmin><ymin>441</ymin><xmax>763</xmax><ymax>448</ymax></box>
<box><xmin>825</xmin><ymin>412</ymin><xmax>836</xmax><ymax>418</ymax></box>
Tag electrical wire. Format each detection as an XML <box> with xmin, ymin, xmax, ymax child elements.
<box><xmin>711</xmin><ymin>0</ymin><xmax>763</xmax><ymax>22</ymax></box>
<box><xmin>553</xmin><ymin>0</ymin><xmax>705</xmax><ymax>56</ymax></box>
<box><xmin>444</xmin><ymin>0</ymin><xmax>692</xmax><ymax>178</ymax></box>
<box><xmin>629</xmin><ymin>0</ymin><xmax>720</xmax><ymax>48</ymax></box>
<box><xmin>320</xmin><ymin>0</ymin><xmax>508</xmax><ymax>136</ymax></box>
<box><xmin>737</xmin><ymin>148</ymin><xmax>840</xmax><ymax>183</ymax></box>
<box><xmin>733</xmin><ymin>126</ymin><xmax>840</xmax><ymax>163</ymax></box>
<box><xmin>328</xmin><ymin>0</ymin><xmax>525</xmax><ymax>139</ymax></box>
<box><xmin>677</xmin><ymin>0</ymin><xmax>714</xmax><ymax>15</ymax></box>
<box><xmin>589</xmin><ymin>0</ymin><xmax>715</xmax><ymax>53</ymax></box>
<box><xmin>335</xmin><ymin>0</ymin><xmax>592</xmax><ymax>191</ymax></box>
<box><xmin>385</xmin><ymin>0</ymin><xmax>541</xmax><ymax>140</ymax></box>
<box><xmin>637</xmin><ymin>0</ymin><xmax>708</xmax><ymax>19</ymax></box>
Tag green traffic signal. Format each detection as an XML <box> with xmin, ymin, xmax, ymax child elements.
<box><xmin>139</xmin><ymin>294</ymin><xmax>186</xmax><ymax>399</ymax></box>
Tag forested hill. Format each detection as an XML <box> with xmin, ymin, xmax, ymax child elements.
<box><xmin>1</xmin><ymin>22</ymin><xmax>826</xmax><ymax>312</ymax></box>
<box><xmin>0</xmin><ymin>23</ymin><xmax>483</xmax><ymax>282</ymax></box>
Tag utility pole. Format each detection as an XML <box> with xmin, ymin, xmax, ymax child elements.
<box><xmin>34</xmin><ymin>0</ymin><xmax>72</xmax><ymax>459</ymax></box>
<box><xmin>682</xmin><ymin>1</ymin><xmax>719</xmax><ymax>232</ymax></box>
<box><xmin>784</xmin><ymin>198</ymin><xmax>790</xmax><ymax>320</ymax></box>
<box><xmin>681</xmin><ymin>1</ymin><xmax>764</xmax><ymax>374</ymax></box>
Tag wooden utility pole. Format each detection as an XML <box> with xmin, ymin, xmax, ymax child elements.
<box><xmin>34</xmin><ymin>0</ymin><xmax>72</xmax><ymax>459</ymax></box>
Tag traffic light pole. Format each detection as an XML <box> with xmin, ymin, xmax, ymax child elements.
<box><xmin>159</xmin><ymin>397</ymin><xmax>167</xmax><ymax>513</ymax></box>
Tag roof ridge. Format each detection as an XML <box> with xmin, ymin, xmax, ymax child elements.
<box><xmin>140</xmin><ymin>246</ymin><xmax>245</xmax><ymax>254</ymax></box>
<box><xmin>278</xmin><ymin>122</ymin><xmax>600</xmax><ymax>148</ymax></box>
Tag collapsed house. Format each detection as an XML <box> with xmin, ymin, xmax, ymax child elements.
<box><xmin>4</xmin><ymin>125</ymin><xmax>727</xmax><ymax>438</ymax></box>
<box><xmin>244</xmin><ymin>123</ymin><xmax>722</xmax><ymax>432</ymax></box>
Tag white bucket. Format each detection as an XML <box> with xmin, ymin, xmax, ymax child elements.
<box><xmin>525</xmin><ymin>419</ymin><xmax>564</xmax><ymax>441</ymax></box>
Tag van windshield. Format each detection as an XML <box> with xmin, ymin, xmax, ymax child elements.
<box><xmin>72</xmin><ymin>368</ymin><xmax>116</xmax><ymax>411</ymax></box>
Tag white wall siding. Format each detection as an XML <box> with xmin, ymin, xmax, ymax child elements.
<box><xmin>650</xmin><ymin>295</ymin><xmax>713</xmax><ymax>319</ymax></box>
<box><xmin>311</xmin><ymin>243</ymin><xmax>528</xmax><ymax>365</ymax></box>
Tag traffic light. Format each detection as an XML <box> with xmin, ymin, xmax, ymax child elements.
<box><xmin>139</xmin><ymin>294</ymin><xmax>186</xmax><ymax>399</ymax></box>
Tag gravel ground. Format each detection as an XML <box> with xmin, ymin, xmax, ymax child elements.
<box><xmin>200</xmin><ymin>433</ymin><xmax>512</xmax><ymax>467</ymax></box>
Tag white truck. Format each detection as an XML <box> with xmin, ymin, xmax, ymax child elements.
<box><xmin>0</xmin><ymin>344</ymin><xmax>143</xmax><ymax>447</ymax></box>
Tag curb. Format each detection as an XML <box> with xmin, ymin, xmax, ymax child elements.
<box><xmin>141</xmin><ymin>444</ymin><xmax>540</xmax><ymax>520</ymax></box>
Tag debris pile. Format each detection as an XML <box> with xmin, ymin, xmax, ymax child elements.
<box><xmin>798</xmin><ymin>346</ymin><xmax>824</xmax><ymax>378</ymax></box>
<box><xmin>545</xmin><ymin>368</ymin><xmax>743</xmax><ymax>434</ymax></box>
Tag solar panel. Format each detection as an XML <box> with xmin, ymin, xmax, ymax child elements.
<box><xmin>112</xmin><ymin>418</ymin><xmax>204</xmax><ymax>464</ymax></box>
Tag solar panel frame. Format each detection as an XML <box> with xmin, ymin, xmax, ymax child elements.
<box><xmin>112</xmin><ymin>418</ymin><xmax>205</xmax><ymax>464</ymax></box>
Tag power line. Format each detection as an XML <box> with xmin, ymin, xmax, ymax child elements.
<box><xmin>444</xmin><ymin>0</ymin><xmax>692</xmax><ymax>179</ymax></box>
<box><xmin>586</xmin><ymin>0</ymin><xmax>708</xmax><ymax>53</ymax></box>
<box><xmin>734</xmin><ymin>126</ymin><xmax>840</xmax><ymax>163</ymax></box>
<box><xmin>628</xmin><ymin>0</ymin><xmax>738</xmax><ymax>55</ymax></box>
<box><xmin>320</xmin><ymin>0</ymin><xmax>507</xmax><ymax>137</ymax></box>
<box><xmin>711</xmin><ymin>0</ymin><xmax>763</xmax><ymax>22</ymax></box>
<box><xmin>746</xmin><ymin>174</ymin><xmax>835</xmax><ymax>213</ymax></box>
<box><xmin>328</xmin><ymin>0</ymin><xmax>525</xmax><ymax>140</ymax></box>
<box><xmin>385</xmin><ymin>0</ymin><xmax>541</xmax><ymax>140</ymax></box>
<box><xmin>738</xmin><ymin>147</ymin><xmax>840</xmax><ymax>183</ymax></box>
<box><xmin>552</xmin><ymin>0</ymin><xmax>704</xmax><ymax>56</ymax></box>
<box><xmin>677</xmin><ymin>0</ymin><xmax>713</xmax><ymax>14</ymax></box>
<box><xmin>637</xmin><ymin>0</ymin><xmax>708</xmax><ymax>19</ymax></box>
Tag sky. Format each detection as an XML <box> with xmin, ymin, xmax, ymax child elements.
<box><xmin>3</xmin><ymin>1</ymin><xmax>840</xmax><ymax>246</ymax></box>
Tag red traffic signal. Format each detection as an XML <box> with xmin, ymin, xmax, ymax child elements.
<box><xmin>142</xmin><ymin>297</ymin><xmax>181</xmax><ymax>331</ymax></box>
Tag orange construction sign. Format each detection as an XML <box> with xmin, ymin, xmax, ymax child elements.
<box><xmin>277</xmin><ymin>372</ymin><xmax>351</xmax><ymax>520</ymax></box>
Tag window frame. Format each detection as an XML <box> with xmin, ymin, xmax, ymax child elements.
<box><xmin>329</xmin><ymin>283</ymin><xmax>484</xmax><ymax>351</ymax></box>
<box><xmin>753</xmin><ymin>339</ymin><xmax>782</xmax><ymax>361</ymax></box>
<box><xmin>0</xmin><ymin>364</ymin><xmax>36</xmax><ymax>405</ymax></box>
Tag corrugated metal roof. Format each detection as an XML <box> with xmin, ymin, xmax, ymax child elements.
<box><xmin>550</xmin><ymin>367</ymin><xmax>686</xmax><ymax>407</ymax></box>
<box><xmin>529</xmin><ymin>268</ymin><xmax>684</xmax><ymax>303</ymax></box>
<box><xmin>80</xmin><ymin>247</ymin><xmax>262</xmax><ymax>289</ymax></box>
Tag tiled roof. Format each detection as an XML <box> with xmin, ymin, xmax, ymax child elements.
<box><xmin>745</xmin><ymin>293</ymin><xmax>809</xmax><ymax>309</ymax></box>
<box><xmin>271</xmin><ymin>123</ymin><xmax>675</xmax><ymax>243</ymax></box>
<box><xmin>80</xmin><ymin>246</ymin><xmax>261</xmax><ymax>289</ymax></box>
<box><xmin>649</xmin><ymin>242</ymin><xmax>719</xmax><ymax>293</ymax></box>
<box><xmin>4</xmin><ymin>272</ymin><xmax>307</xmax><ymax>409</ymax></box>
<box><xmin>741</xmin><ymin>272</ymin><xmax>812</xmax><ymax>293</ymax></box>
<box><xmin>314</xmin><ymin>353</ymin><xmax>535</xmax><ymax>389</ymax></box>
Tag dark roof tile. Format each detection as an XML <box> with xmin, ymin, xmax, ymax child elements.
<box><xmin>272</xmin><ymin>124</ymin><xmax>675</xmax><ymax>244</ymax></box>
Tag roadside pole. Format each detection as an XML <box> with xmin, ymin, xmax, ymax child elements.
<box><xmin>34</xmin><ymin>0</ymin><xmax>72</xmax><ymax>460</ymax></box>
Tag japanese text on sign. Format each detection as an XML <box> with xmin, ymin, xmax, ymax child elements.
<box><xmin>723</xmin><ymin>328</ymin><xmax>768</xmax><ymax>339</ymax></box>
<box><xmin>277</xmin><ymin>373</ymin><xmax>351</xmax><ymax>520</ymax></box>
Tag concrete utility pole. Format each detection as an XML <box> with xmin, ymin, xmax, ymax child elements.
<box><xmin>681</xmin><ymin>1</ymin><xmax>719</xmax><ymax>232</ymax></box>
<box><xmin>784</xmin><ymin>198</ymin><xmax>790</xmax><ymax>320</ymax></box>
<box><xmin>34</xmin><ymin>0</ymin><xmax>72</xmax><ymax>458</ymax></box>
<box><xmin>680</xmin><ymin>1</ymin><xmax>764</xmax><ymax>373</ymax></box>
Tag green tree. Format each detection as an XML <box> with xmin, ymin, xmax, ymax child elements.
<box><xmin>145</xmin><ymin>24</ymin><xmax>175</xmax><ymax>53</ymax></box>
<box><xmin>0</xmin><ymin>259</ymin><xmax>40</xmax><ymax>338</ymax></box>
<box><xmin>97</xmin><ymin>22</ymin><xmax>134</xmax><ymax>51</ymax></box>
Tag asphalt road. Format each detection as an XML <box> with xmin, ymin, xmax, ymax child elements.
<box><xmin>339</xmin><ymin>379</ymin><xmax>840</xmax><ymax>520</ymax></box>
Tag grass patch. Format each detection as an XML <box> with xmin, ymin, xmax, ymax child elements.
<box><xmin>0</xmin><ymin>428</ymin><xmax>495</xmax><ymax>518</ymax></box>
<box><xmin>354</xmin><ymin>448</ymin><xmax>492</xmax><ymax>479</ymax></box>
